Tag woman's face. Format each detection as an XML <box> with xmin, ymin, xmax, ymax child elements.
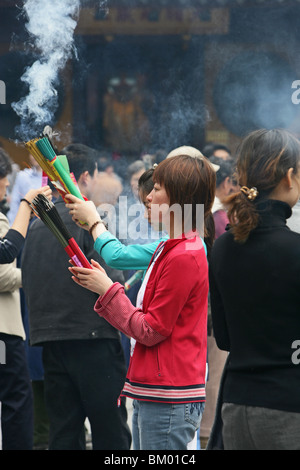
<box><xmin>146</xmin><ymin>181</ymin><xmax>170</xmax><ymax>228</ymax></box>
<box><xmin>0</xmin><ymin>176</ymin><xmax>9</xmax><ymax>202</ymax></box>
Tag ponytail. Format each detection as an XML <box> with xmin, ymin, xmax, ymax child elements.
<box><xmin>225</xmin><ymin>189</ymin><xmax>259</xmax><ymax>243</ymax></box>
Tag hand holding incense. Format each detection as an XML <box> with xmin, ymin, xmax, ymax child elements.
<box><xmin>7</xmin><ymin>185</ymin><xmax>51</xmax><ymax>242</ymax></box>
<box><xmin>25</xmin><ymin>185</ymin><xmax>52</xmax><ymax>205</ymax></box>
<box><xmin>69</xmin><ymin>259</ymin><xmax>113</xmax><ymax>295</ymax></box>
<box><xmin>65</xmin><ymin>194</ymin><xmax>102</xmax><ymax>229</ymax></box>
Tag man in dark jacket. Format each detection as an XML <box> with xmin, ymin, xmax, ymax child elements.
<box><xmin>22</xmin><ymin>144</ymin><xmax>131</xmax><ymax>450</ymax></box>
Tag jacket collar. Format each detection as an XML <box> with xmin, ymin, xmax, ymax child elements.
<box><xmin>148</xmin><ymin>231</ymin><xmax>202</xmax><ymax>266</ymax></box>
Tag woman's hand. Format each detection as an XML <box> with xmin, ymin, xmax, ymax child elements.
<box><xmin>25</xmin><ymin>185</ymin><xmax>52</xmax><ymax>203</ymax></box>
<box><xmin>11</xmin><ymin>186</ymin><xmax>52</xmax><ymax>237</ymax></box>
<box><xmin>65</xmin><ymin>194</ymin><xmax>100</xmax><ymax>227</ymax></box>
<box><xmin>69</xmin><ymin>259</ymin><xmax>113</xmax><ymax>295</ymax></box>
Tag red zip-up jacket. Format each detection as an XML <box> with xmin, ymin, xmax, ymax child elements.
<box><xmin>94</xmin><ymin>234</ymin><xmax>208</xmax><ymax>403</ymax></box>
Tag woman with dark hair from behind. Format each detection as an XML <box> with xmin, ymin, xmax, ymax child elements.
<box><xmin>209</xmin><ymin>128</ymin><xmax>300</xmax><ymax>450</ymax></box>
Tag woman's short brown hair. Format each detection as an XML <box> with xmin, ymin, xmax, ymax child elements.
<box><xmin>153</xmin><ymin>154</ymin><xmax>216</xmax><ymax>255</ymax></box>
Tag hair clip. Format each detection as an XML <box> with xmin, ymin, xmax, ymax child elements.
<box><xmin>240</xmin><ymin>186</ymin><xmax>259</xmax><ymax>201</ymax></box>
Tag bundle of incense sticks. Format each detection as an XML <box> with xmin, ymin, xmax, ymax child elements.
<box><xmin>25</xmin><ymin>133</ymin><xmax>84</xmax><ymax>203</ymax></box>
<box><xmin>31</xmin><ymin>194</ymin><xmax>92</xmax><ymax>269</ymax></box>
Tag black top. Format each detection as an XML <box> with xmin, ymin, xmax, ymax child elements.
<box><xmin>21</xmin><ymin>200</ymin><xmax>124</xmax><ymax>345</ymax></box>
<box><xmin>0</xmin><ymin>227</ymin><xmax>24</xmax><ymax>264</ymax></box>
<box><xmin>209</xmin><ymin>199</ymin><xmax>300</xmax><ymax>413</ymax></box>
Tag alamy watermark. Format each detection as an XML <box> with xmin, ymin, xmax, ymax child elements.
<box><xmin>291</xmin><ymin>340</ymin><xmax>300</xmax><ymax>365</ymax></box>
<box><xmin>0</xmin><ymin>80</ymin><xmax>5</xmax><ymax>104</ymax></box>
<box><xmin>291</xmin><ymin>80</ymin><xmax>300</xmax><ymax>104</ymax></box>
<box><xmin>98</xmin><ymin>197</ymin><xmax>205</xmax><ymax>246</ymax></box>
<box><xmin>0</xmin><ymin>340</ymin><xmax>5</xmax><ymax>365</ymax></box>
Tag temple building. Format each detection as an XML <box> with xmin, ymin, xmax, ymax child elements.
<box><xmin>0</xmin><ymin>0</ymin><xmax>300</xmax><ymax>164</ymax></box>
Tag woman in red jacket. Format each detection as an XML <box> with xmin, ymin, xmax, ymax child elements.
<box><xmin>69</xmin><ymin>154</ymin><xmax>216</xmax><ymax>450</ymax></box>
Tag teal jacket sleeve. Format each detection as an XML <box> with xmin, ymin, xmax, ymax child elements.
<box><xmin>94</xmin><ymin>231</ymin><xmax>168</xmax><ymax>270</ymax></box>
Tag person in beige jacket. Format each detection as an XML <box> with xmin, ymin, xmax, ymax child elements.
<box><xmin>0</xmin><ymin>147</ymin><xmax>51</xmax><ymax>449</ymax></box>
<box><xmin>0</xmin><ymin>211</ymin><xmax>24</xmax><ymax>336</ymax></box>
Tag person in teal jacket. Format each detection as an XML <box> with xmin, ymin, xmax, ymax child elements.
<box><xmin>94</xmin><ymin>231</ymin><xmax>167</xmax><ymax>271</ymax></box>
<box><xmin>66</xmin><ymin>168</ymin><xmax>168</xmax><ymax>274</ymax></box>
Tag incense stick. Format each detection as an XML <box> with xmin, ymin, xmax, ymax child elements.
<box><xmin>35</xmin><ymin>137</ymin><xmax>84</xmax><ymax>200</ymax></box>
<box><xmin>31</xmin><ymin>194</ymin><xmax>92</xmax><ymax>268</ymax></box>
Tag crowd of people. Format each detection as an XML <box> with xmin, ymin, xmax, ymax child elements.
<box><xmin>0</xmin><ymin>129</ymin><xmax>300</xmax><ymax>450</ymax></box>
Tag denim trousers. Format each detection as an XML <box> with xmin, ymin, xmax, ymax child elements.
<box><xmin>132</xmin><ymin>399</ymin><xmax>205</xmax><ymax>450</ymax></box>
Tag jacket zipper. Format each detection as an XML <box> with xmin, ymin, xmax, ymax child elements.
<box><xmin>157</xmin><ymin>349</ymin><xmax>161</xmax><ymax>377</ymax></box>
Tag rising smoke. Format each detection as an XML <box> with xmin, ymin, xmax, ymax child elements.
<box><xmin>10</xmin><ymin>1</ymin><xmax>300</xmax><ymax>148</ymax></box>
<box><xmin>155</xmin><ymin>87</ymin><xmax>209</xmax><ymax>150</ymax></box>
<box><xmin>12</xmin><ymin>0</ymin><xmax>85</xmax><ymax>140</ymax></box>
<box><xmin>11</xmin><ymin>0</ymin><xmax>208</xmax><ymax>150</ymax></box>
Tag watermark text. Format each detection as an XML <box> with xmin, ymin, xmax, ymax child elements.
<box><xmin>99</xmin><ymin>197</ymin><xmax>205</xmax><ymax>245</ymax></box>
<box><xmin>0</xmin><ymin>340</ymin><xmax>6</xmax><ymax>365</ymax></box>
<box><xmin>291</xmin><ymin>80</ymin><xmax>300</xmax><ymax>104</ymax></box>
<box><xmin>0</xmin><ymin>80</ymin><xmax>5</xmax><ymax>104</ymax></box>
<box><xmin>291</xmin><ymin>340</ymin><xmax>300</xmax><ymax>365</ymax></box>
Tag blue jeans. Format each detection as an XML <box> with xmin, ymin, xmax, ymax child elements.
<box><xmin>132</xmin><ymin>400</ymin><xmax>205</xmax><ymax>450</ymax></box>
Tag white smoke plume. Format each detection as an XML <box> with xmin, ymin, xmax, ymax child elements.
<box><xmin>12</xmin><ymin>0</ymin><xmax>81</xmax><ymax>140</ymax></box>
